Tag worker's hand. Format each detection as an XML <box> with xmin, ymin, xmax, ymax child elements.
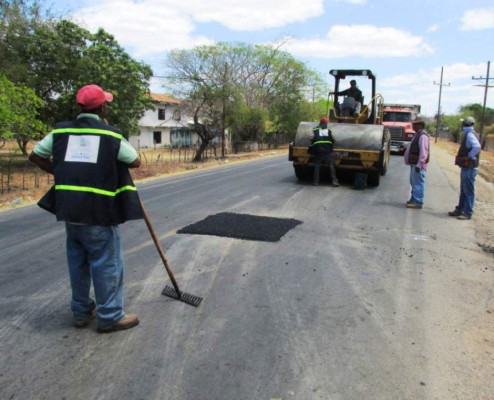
<box><xmin>128</xmin><ymin>157</ymin><xmax>141</xmax><ymax>168</ymax></box>
<box><xmin>415</xmin><ymin>166</ymin><xmax>420</xmax><ymax>173</ymax></box>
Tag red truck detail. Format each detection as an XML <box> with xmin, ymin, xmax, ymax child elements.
<box><xmin>381</xmin><ymin>103</ymin><xmax>421</xmax><ymax>154</ymax></box>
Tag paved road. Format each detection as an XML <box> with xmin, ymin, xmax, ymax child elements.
<box><xmin>1</xmin><ymin>154</ymin><xmax>492</xmax><ymax>400</ymax></box>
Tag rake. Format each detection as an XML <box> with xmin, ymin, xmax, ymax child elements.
<box><xmin>139</xmin><ymin>197</ymin><xmax>202</xmax><ymax>307</ymax></box>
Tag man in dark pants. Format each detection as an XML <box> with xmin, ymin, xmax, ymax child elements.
<box><xmin>311</xmin><ymin>117</ymin><xmax>339</xmax><ymax>187</ymax></box>
<box><xmin>29</xmin><ymin>84</ymin><xmax>143</xmax><ymax>333</ymax></box>
<box><xmin>448</xmin><ymin>116</ymin><xmax>481</xmax><ymax>220</ymax></box>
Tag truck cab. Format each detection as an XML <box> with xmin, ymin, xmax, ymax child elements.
<box><xmin>381</xmin><ymin>104</ymin><xmax>421</xmax><ymax>154</ymax></box>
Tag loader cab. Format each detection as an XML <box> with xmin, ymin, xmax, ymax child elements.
<box><xmin>328</xmin><ymin>69</ymin><xmax>379</xmax><ymax>125</ymax></box>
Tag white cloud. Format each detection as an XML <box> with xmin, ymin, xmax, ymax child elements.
<box><xmin>427</xmin><ymin>24</ymin><xmax>439</xmax><ymax>32</ymax></box>
<box><xmin>460</xmin><ymin>8</ymin><xmax>494</xmax><ymax>31</ymax></box>
<box><xmin>71</xmin><ymin>0</ymin><xmax>325</xmax><ymax>56</ymax></box>
<box><xmin>187</xmin><ymin>0</ymin><xmax>324</xmax><ymax>31</ymax></box>
<box><xmin>331</xmin><ymin>0</ymin><xmax>367</xmax><ymax>4</ymax></box>
<box><xmin>72</xmin><ymin>0</ymin><xmax>214</xmax><ymax>56</ymax></box>
<box><xmin>380</xmin><ymin>63</ymin><xmax>488</xmax><ymax>115</ymax></box>
<box><xmin>282</xmin><ymin>25</ymin><xmax>434</xmax><ymax>58</ymax></box>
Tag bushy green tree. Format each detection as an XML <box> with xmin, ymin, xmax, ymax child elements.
<box><xmin>1</xmin><ymin>1</ymin><xmax>153</xmax><ymax>137</ymax></box>
<box><xmin>459</xmin><ymin>104</ymin><xmax>494</xmax><ymax>147</ymax></box>
<box><xmin>0</xmin><ymin>74</ymin><xmax>46</xmax><ymax>154</ymax></box>
<box><xmin>166</xmin><ymin>42</ymin><xmax>322</xmax><ymax>160</ymax></box>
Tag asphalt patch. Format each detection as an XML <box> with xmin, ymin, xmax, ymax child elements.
<box><xmin>177</xmin><ymin>212</ymin><xmax>302</xmax><ymax>242</ymax></box>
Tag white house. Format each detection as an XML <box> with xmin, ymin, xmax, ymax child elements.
<box><xmin>129</xmin><ymin>93</ymin><xmax>197</xmax><ymax>149</ymax></box>
<box><xmin>130</xmin><ymin>93</ymin><xmax>232</xmax><ymax>153</ymax></box>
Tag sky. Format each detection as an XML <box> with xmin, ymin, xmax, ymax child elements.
<box><xmin>50</xmin><ymin>0</ymin><xmax>494</xmax><ymax>117</ymax></box>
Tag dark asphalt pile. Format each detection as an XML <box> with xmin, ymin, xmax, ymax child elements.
<box><xmin>177</xmin><ymin>212</ymin><xmax>302</xmax><ymax>242</ymax></box>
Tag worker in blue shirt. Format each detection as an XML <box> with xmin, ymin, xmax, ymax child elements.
<box><xmin>448</xmin><ymin>116</ymin><xmax>481</xmax><ymax>220</ymax></box>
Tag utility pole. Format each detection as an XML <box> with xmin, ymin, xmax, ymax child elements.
<box><xmin>433</xmin><ymin>66</ymin><xmax>451</xmax><ymax>143</ymax></box>
<box><xmin>472</xmin><ymin>60</ymin><xmax>493</xmax><ymax>145</ymax></box>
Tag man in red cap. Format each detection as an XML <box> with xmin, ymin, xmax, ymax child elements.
<box><xmin>29</xmin><ymin>84</ymin><xmax>143</xmax><ymax>333</ymax></box>
<box><xmin>310</xmin><ymin>117</ymin><xmax>339</xmax><ymax>186</ymax></box>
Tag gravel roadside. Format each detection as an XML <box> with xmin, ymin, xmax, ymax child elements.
<box><xmin>431</xmin><ymin>141</ymin><xmax>494</xmax><ymax>254</ymax></box>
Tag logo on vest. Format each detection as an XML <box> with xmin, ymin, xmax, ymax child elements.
<box><xmin>65</xmin><ymin>135</ymin><xmax>100</xmax><ymax>163</ymax></box>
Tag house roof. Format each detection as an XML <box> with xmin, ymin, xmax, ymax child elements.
<box><xmin>150</xmin><ymin>93</ymin><xmax>181</xmax><ymax>104</ymax></box>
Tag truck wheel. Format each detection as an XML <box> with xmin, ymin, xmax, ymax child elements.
<box><xmin>381</xmin><ymin>156</ymin><xmax>388</xmax><ymax>176</ymax></box>
<box><xmin>368</xmin><ymin>171</ymin><xmax>381</xmax><ymax>186</ymax></box>
<box><xmin>294</xmin><ymin>165</ymin><xmax>312</xmax><ymax>181</ymax></box>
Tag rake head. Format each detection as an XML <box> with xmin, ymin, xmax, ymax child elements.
<box><xmin>162</xmin><ymin>285</ymin><xmax>203</xmax><ymax>307</ymax></box>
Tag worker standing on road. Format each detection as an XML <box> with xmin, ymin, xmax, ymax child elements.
<box><xmin>404</xmin><ymin>118</ymin><xmax>430</xmax><ymax>209</ymax></box>
<box><xmin>311</xmin><ymin>117</ymin><xmax>339</xmax><ymax>187</ymax></box>
<box><xmin>448</xmin><ymin>116</ymin><xmax>481</xmax><ymax>220</ymax></box>
<box><xmin>29</xmin><ymin>84</ymin><xmax>143</xmax><ymax>333</ymax></box>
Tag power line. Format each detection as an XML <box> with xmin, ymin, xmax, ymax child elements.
<box><xmin>472</xmin><ymin>60</ymin><xmax>493</xmax><ymax>137</ymax></box>
<box><xmin>433</xmin><ymin>66</ymin><xmax>451</xmax><ymax>143</ymax></box>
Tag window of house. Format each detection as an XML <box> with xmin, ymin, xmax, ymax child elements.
<box><xmin>158</xmin><ymin>108</ymin><xmax>166</xmax><ymax>120</ymax></box>
<box><xmin>153</xmin><ymin>131</ymin><xmax>162</xmax><ymax>144</ymax></box>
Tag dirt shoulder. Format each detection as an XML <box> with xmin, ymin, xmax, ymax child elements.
<box><xmin>432</xmin><ymin>140</ymin><xmax>494</xmax><ymax>254</ymax></box>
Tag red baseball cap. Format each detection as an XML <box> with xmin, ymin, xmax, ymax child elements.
<box><xmin>320</xmin><ymin>117</ymin><xmax>329</xmax><ymax>124</ymax></box>
<box><xmin>76</xmin><ymin>84</ymin><xmax>113</xmax><ymax>109</ymax></box>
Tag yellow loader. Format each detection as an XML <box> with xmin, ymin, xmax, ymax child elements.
<box><xmin>289</xmin><ymin>69</ymin><xmax>390</xmax><ymax>186</ymax></box>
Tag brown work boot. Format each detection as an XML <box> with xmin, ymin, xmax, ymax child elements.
<box><xmin>97</xmin><ymin>314</ymin><xmax>139</xmax><ymax>333</ymax></box>
<box><xmin>457</xmin><ymin>214</ymin><xmax>472</xmax><ymax>220</ymax></box>
<box><xmin>448</xmin><ymin>210</ymin><xmax>462</xmax><ymax>217</ymax></box>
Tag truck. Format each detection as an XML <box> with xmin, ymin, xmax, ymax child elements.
<box><xmin>380</xmin><ymin>103</ymin><xmax>421</xmax><ymax>154</ymax></box>
<box><xmin>288</xmin><ymin>69</ymin><xmax>390</xmax><ymax>186</ymax></box>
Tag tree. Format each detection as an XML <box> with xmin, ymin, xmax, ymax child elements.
<box><xmin>439</xmin><ymin>114</ymin><xmax>462</xmax><ymax>142</ymax></box>
<box><xmin>165</xmin><ymin>42</ymin><xmax>321</xmax><ymax>160</ymax></box>
<box><xmin>0</xmin><ymin>74</ymin><xmax>46</xmax><ymax>154</ymax></box>
<box><xmin>1</xmin><ymin>2</ymin><xmax>153</xmax><ymax>137</ymax></box>
<box><xmin>459</xmin><ymin>104</ymin><xmax>494</xmax><ymax>147</ymax></box>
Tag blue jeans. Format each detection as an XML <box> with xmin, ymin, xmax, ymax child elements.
<box><xmin>455</xmin><ymin>168</ymin><xmax>478</xmax><ymax>216</ymax></box>
<box><xmin>409</xmin><ymin>166</ymin><xmax>426</xmax><ymax>205</ymax></box>
<box><xmin>65</xmin><ymin>223</ymin><xmax>125</xmax><ymax>327</ymax></box>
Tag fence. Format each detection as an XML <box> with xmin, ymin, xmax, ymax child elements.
<box><xmin>0</xmin><ymin>159</ymin><xmax>53</xmax><ymax>195</ymax></box>
<box><xmin>1</xmin><ymin>143</ymin><xmax>231</xmax><ymax>196</ymax></box>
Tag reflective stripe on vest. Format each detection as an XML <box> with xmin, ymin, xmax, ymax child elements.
<box><xmin>52</xmin><ymin>128</ymin><xmax>123</xmax><ymax>140</ymax></box>
<box><xmin>54</xmin><ymin>184</ymin><xmax>137</xmax><ymax>197</ymax></box>
<box><xmin>312</xmin><ymin>140</ymin><xmax>332</xmax><ymax>145</ymax></box>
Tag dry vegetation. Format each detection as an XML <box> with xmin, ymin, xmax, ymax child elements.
<box><xmin>433</xmin><ymin>138</ymin><xmax>494</xmax><ymax>184</ymax></box>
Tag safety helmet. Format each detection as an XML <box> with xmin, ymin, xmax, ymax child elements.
<box><xmin>461</xmin><ymin>116</ymin><xmax>475</xmax><ymax>126</ymax></box>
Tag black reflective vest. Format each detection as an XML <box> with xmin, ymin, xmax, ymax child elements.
<box><xmin>456</xmin><ymin>130</ymin><xmax>480</xmax><ymax>168</ymax></box>
<box><xmin>407</xmin><ymin>130</ymin><xmax>429</xmax><ymax>164</ymax></box>
<box><xmin>311</xmin><ymin>127</ymin><xmax>334</xmax><ymax>155</ymax></box>
<box><xmin>38</xmin><ymin>117</ymin><xmax>143</xmax><ymax>225</ymax></box>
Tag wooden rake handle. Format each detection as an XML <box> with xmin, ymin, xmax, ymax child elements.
<box><xmin>138</xmin><ymin>196</ymin><xmax>182</xmax><ymax>297</ymax></box>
